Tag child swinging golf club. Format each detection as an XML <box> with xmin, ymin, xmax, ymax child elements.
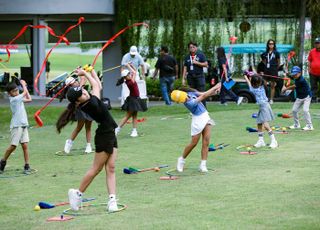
<box><xmin>56</xmin><ymin>66</ymin><xmax>119</xmax><ymax>212</ymax></box>
<box><xmin>243</xmin><ymin>72</ymin><xmax>278</xmax><ymax>148</ymax></box>
<box><xmin>60</xmin><ymin>75</ymin><xmax>93</xmax><ymax>154</ymax></box>
<box><xmin>0</xmin><ymin>80</ymin><xmax>32</xmax><ymax>174</ymax></box>
<box><xmin>171</xmin><ymin>83</ymin><xmax>221</xmax><ymax>172</ymax></box>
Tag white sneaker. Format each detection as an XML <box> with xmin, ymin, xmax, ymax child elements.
<box><xmin>269</xmin><ymin>100</ymin><xmax>274</xmax><ymax>105</ymax></box>
<box><xmin>254</xmin><ymin>139</ymin><xmax>266</xmax><ymax>148</ymax></box>
<box><xmin>68</xmin><ymin>189</ymin><xmax>82</xmax><ymax>211</ymax></box>
<box><xmin>107</xmin><ymin>197</ymin><xmax>118</xmax><ymax>212</ymax></box>
<box><xmin>130</xmin><ymin>129</ymin><xmax>138</xmax><ymax>137</ymax></box>
<box><xmin>237</xmin><ymin>96</ymin><xmax>244</xmax><ymax>105</ymax></box>
<box><xmin>115</xmin><ymin>127</ymin><xmax>121</xmax><ymax>136</ymax></box>
<box><xmin>269</xmin><ymin>140</ymin><xmax>278</xmax><ymax>149</ymax></box>
<box><xmin>176</xmin><ymin>157</ymin><xmax>185</xmax><ymax>172</ymax></box>
<box><xmin>64</xmin><ymin>139</ymin><xmax>73</xmax><ymax>154</ymax></box>
<box><xmin>199</xmin><ymin>164</ymin><xmax>208</xmax><ymax>173</ymax></box>
<box><xmin>289</xmin><ymin>124</ymin><xmax>301</xmax><ymax>129</ymax></box>
<box><xmin>302</xmin><ymin>125</ymin><xmax>314</xmax><ymax>131</ymax></box>
<box><xmin>84</xmin><ymin>143</ymin><xmax>92</xmax><ymax>153</ymax></box>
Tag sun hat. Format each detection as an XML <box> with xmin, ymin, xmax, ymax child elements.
<box><xmin>171</xmin><ymin>90</ymin><xmax>188</xmax><ymax>103</ymax></box>
<box><xmin>65</xmin><ymin>76</ymin><xmax>76</xmax><ymax>85</ymax></box>
<box><xmin>121</xmin><ymin>69</ymin><xmax>130</xmax><ymax>77</ymax></box>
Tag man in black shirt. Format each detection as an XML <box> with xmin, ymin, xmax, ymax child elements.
<box><xmin>152</xmin><ymin>46</ymin><xmax>178</xmax><ymax>105</ymax></box>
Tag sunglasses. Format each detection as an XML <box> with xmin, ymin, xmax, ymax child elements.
<box><xmin>268</xmin><ymin>43</ymin><xmax>274</xmax><ymax>45</ymax></box>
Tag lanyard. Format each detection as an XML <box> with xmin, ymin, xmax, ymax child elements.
<box><xmin>190</xmin><ymin>54</ymin><xmax>197</xmax><ymax>64</ymax></box>
<box><xmin>267</xmin><ymin>52</ymin><xmax>274</xmax><ymax>65</ymax></box>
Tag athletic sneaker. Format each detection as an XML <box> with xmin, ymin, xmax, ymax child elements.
<box><xmin>115</xmin><ymin>127</ymin><xmax>121</xmax><ymax>136</ymax></box>
<box><xmin>302</xmin><ymin>125</ymin><xmax>314</xmax><ymax>131</ymax></box>
<box><xmin>254</xmin><ymin>139</ymin><xmax>266</xmax><ymax>148</ymax></box>
<box><xmin>269</xmin><ymin>100</ymin><xmax>274</xmax><ymax>105</ymax></box>
<box><xmin>107</xmin><ymin>197</ymin><xmax>118</xmax><ymax>212</ymax></box>
<box><xmin>24</xmin><ymin>164</ymin><xmax>31</xmax><ymax>173</ymax></box>
<box><xmin>269</xmin><ymin>140</ymin><xmax>278</xmax><ymax>149</ymax></box>
<box><xmin>68</xmin><ymin>189</ymin><xmax>82</xmax><ymax>211</ymax></box>
<box><xmin>289</xmin><ymin>124</ymin><xmax>301</xmax><ymax>129</ymax></box>
<box><xmin>64</xmin><ymin>139</ymin><xmax>73</xmax><ymax>154</ymax></box>
<box><xmin>0</xmin><ymin>160</ymin><xmax>6</xmax><ymax>174</ymax></box>
<box><xmin>176</xmin><ymin>157</ymin><xmax>185</xmax><ymax>172</ymax></box>
<box><xmin>84</xmin><ymin>143</ymin><xmax>92</xmax><ymax>153</ymax></box>
<box><xmin>237</xmin><ymin>96</ymin><xmax>244</xmax><ymax>105</ymax></box>
<box><xmin>199</xmin><ymin>164</ymin><xmax>208</xmax><ymax>173</ymax></box>
<box><xmin>130</xmin><ymin>130</ymin><xmax>138</xmax><ymax>137</ymax></box>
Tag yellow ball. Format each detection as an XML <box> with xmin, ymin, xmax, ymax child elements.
<box><xmin>272</xmin><ymin>127</ymin><xmax>275</xmax><ymax>130</ymax></box>
<box><xmin>247</xmin><ymin>147</ymin><xmax>252</xmax><ymax>151</ymax></box>
<box><xmin>282</xmin><ymin>127</ymin><xmax>287</xmax><ymax>131</ymax></box>
<box><xmin>34</xmin><ymin>205</ymin><xmax>41</xmax><ymax>211</ymax></box>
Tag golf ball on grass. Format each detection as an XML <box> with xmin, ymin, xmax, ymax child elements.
<box><xmin>34</xmin><ymin>205</ymin><xmax>40</xmax><ymax>211</ymax></box>
<box><xmin>247</xmin><ymin>147</ymin><xmax>252</xmax><ymax>151</ymax></box>
<box><xmin>154</xmin><ymin>167</ymin><xmax>160</xmax><ymax>172</ymax></box>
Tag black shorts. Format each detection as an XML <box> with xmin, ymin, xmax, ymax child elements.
<box><xmin>94</xmin><ymin>125</ymin><xmax>117</xmax><ymax>154</ymax></box>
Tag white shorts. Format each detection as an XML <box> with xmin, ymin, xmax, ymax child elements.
<box><xmin>190</xmin><ymin>112</ymin><xmax>215</xmax><ymax>136</ymax></box>
<box><xmin>10</xmin><ymin>127</ymin><xmax>29</xmax><ymax>146</ymax></box>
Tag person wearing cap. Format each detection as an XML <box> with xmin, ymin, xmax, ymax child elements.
<box><xmin>152</xmin><ymin>45</ymin><xmax>178</xmax><ymax>105</ymax></box>
<box><xmin>61</xmin><ymin>74</ymin><xmax>93</xmax><ymax>154</ymax></box>
<box><xmin>56</xmin><ymin>67</ymin><xmax>120</xmax><ymax>213</ymax></box>
<box><xmin>171</xmin><ymin>83</ymin><xmax>221</xmax><ymax>173</ymax></box>
<box><xmin>115</xmin><ymin>63</ymin><xmax>147</xmax><ymax>137</ymax></box>
<box><xmin>182</xmin><ymin>41</ymin><xmax>208</xmax><ymax>107</ymax></box>
<box><xmin>282</xmin><ymin>66</ymin><xmax>314</xmax><ymax>131</ymax></box>
<box><xmin>308</xmin><ymin>37</ymin><xmax>320</xmax><ymax>103</ymax></box>
<box><xmin>121</xmin><ymin>45</ymin><xmax>145</xmax><ymax>80</ymax></box>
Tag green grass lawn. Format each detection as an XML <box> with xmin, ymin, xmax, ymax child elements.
<box><xmin>0</xmin><ymin>103</ymin><xmax>320</xmax><ymax>229</ymax></box>
<box><xmin>0</xmin><ymin>52</ymin><xmax>102</xmax><ymax>82</ymax></box>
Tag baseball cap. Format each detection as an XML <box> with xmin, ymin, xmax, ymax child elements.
<box><xmin>121</xmin><ymin>69</ymin><xmax>130</xmax><ymax>77</ymax></box>
<box><xmin>129</xmin><ymin>46</ymin><xmax>138</xmax><ymax>55</ymax></box>
<box><xmin>290</xmin><ymin>66</ymin><xmax>301</xmax><ymax>76</ymax></box>
<box><xmin>315</xmin><ymin>37</ymin><xmax>320</xmax><ymax>43</ymax></box>
<box><xmin>67</xmin><ymin>87</ymin><xmax>83</xmax><ymax>103</ymax></box>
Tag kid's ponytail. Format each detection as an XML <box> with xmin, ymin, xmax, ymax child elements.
<box><xmin>56</xmin><ymin>103</ymin><xmax>77</xmax><ymax>133</ymax></box>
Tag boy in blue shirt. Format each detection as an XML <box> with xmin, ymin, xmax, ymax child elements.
<box><xmin>171</xmin><ymin>83</ymin><xmax>221</xmax><ymax>173</ymax></box>
<box><xmin>0</xmin><ymin>80</ymin><xmax>32</xmax><ymax>173</ymax></box>
<box><xmin>282</xmin><ymin>66</ymin><xmax>314</xmax><ymax>131</ymax></box>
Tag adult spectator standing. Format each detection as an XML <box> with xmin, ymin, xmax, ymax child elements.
<box><xmin>152</xmin><ymin>46</ymin><xmax>178</xmax><ymax>105</ymax></box>
<box><xmin>216</xmin><ymin>47</ymin><xmax>243</xmax><ymax>106</ymax></box>
<box><xmin>308</xmin><ymin>37</ymin><xmax>320</xmax><ymax>103</ymax></box>
<box><xmin>120</xmin><ymin>46</ymin><xmax>146</xmax><ymax>105</ymax></box>
<box><xmin>182</xmin><ymin>42</ymin><xmax>208</xmax><ymax>107</ymax></box>
<box><xmin>121</xmin><ymin>46</ymin><xmax>145</xmax><ymax>80</ymax></box>
<box><xmin>143</xmin><ymin>58</ymin><xmax>151</xmax><ymax>78</ymax></box>
<box><xmin>261</xmin><ymin>39</ymin><xmax>280</xmax><ymax>104</ymax></box>
<box><xmin>46</xmin><ymin>60</ymin><xmax>51</xmax><ymax>81</ymax></box>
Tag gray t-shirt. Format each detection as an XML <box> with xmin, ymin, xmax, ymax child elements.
<box><xmin>9</xmin><ymin>94</ymin><xmax>29</xmax><ymax>129</ymax></box>
<box><xmin>121</xmin><ymin>53</ymin><xmax>144</xmax><ymax>70</ymax></box>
